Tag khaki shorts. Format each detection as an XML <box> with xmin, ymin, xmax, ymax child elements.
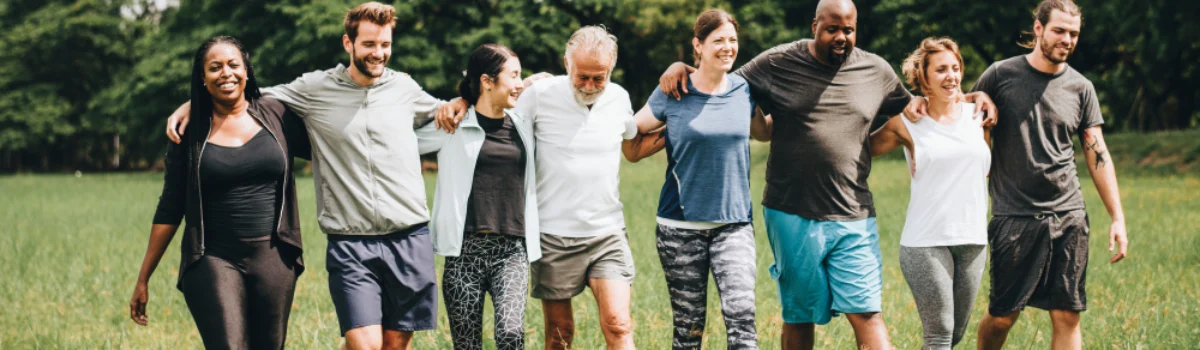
<box><xmin>530</xmin><ymin>231</ymin><xmax>635</xmax><ymax>300</ymax></box>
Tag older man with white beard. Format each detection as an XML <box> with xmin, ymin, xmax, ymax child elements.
<box><xmin>437</xmin><ymin>26</ymin><xmax>640</xmax><ymax>350</ymax></box>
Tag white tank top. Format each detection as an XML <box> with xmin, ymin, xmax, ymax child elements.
<box><xmin>899</xmin><ymin>102</ymin><xmax>991</xmax><ymax>247</ymax></box>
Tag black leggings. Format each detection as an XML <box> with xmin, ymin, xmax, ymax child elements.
<box><xmin>181</xmin><ymin>237</ymin><xmax>298</xmax><ymax>350</ymax></box>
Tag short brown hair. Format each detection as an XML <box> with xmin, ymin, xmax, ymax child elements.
<box><xmin>901</xmin><ymin>37</ymin><xmax>964</xmax><ymax>94</ymax></box>
<box><xmin>1020</xmin><ymin>0</ymin><xmax>1082</xmax><ymax>49</ymax></box>
<box><xmin>344</xmin><ymin>2</ymin><xmax>396</xmax><ymax>43</ymax></box>
<box><xmin>693</xmin><ymin>9</ymin><xmax>739</xmax><ymax>64</ymax></box>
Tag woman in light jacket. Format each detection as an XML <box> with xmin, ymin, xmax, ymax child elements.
<box><xmin>428</xmin><ymin>43</ymin><xmax>540</xmax><ymax>350</ymax></box>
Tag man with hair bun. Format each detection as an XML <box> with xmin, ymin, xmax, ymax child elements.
<box><xmin>964</xmin><ymin>0</ymin><xmax>1129</xmax><ymax>348</ymax></box>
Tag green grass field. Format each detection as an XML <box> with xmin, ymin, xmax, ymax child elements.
<box><xmin>2</xmin><ymin>141</ymin><xmax>1198</xmax><ymax>349</ymax></box>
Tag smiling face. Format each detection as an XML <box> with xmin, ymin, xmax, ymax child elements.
<box><xmin>921</xmin><ymin>51</ymin><xmax>963</xmax><ymax>102</ymax></box>
<box><xmin>481</xmin><ymin>57</ymin><xmax>524</xmax><ymax>109</ymax></box>
<box><xmin>344</xmin><ymin>20</ymin><xmax>393</xmax><ymax>80</ymax></box>
<box><xmin>811</xmin><ymin>4</ymin><xmax>857</xmax><ymax>66</ymax></box>
<box><xmin>694</xmin><ymin>22</ymin><xmax>739</xmax><ymax>73</ymax></box>
<box><xmin>1035</xmin><ymin>9</ymin><xmax>1081</xmax><ymax>64</ymax></box>
<box><xmin>566</xmin><ymin>49</ymin><xmax>613</xmax><ymax>106</ymax></box>
<box><xmin>203</xmin><ymin>43</ymin><xmax>248</xmax><ymax>106</ymax></box>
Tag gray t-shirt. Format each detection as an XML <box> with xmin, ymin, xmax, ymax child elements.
<box><xmin>736</xmin><ymin>40</ymin><xmax>911</xmax><ymax>221</ymax></box>
<box><xmin>971</xmin><ymin>56</ymin><xmax>1103</xmax><ymax>216</ymax></box>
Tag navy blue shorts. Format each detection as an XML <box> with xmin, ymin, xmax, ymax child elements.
<box><xmin>326</xmin><ymin>224</ymin><xmax>438</xmax><ymax>335</ymax></box>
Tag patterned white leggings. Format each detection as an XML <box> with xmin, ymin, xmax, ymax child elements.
<box><xmin>443</xmin><ymin>233</ymin><xmax>528</xmax><ymax>350</ymax></box>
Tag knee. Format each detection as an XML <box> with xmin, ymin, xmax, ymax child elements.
<box><xmin>601</xmin><ymin>314</ymin><xmax>633</xmax><ymax>339</ymax></box>
<box><xmin>1049</xmin><ymin>310</ymin><xmax>1080</xmax><ymax>329</ymax></box>
<box><xmin>846</xmin><ymin>312</ymin><xmax>885</xmax><ymax>328</ymax></box>
<box><xmin>983</xmin><ymin>312</ymin><xmax>1020</xmax><ymax>331</ymax></box>
<box><xmin>545</xmin><ymin>319</ymin><xmax>575</xmax><ymax>341</ymax></box>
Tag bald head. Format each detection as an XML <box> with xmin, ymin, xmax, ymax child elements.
<box><xmin>810</xmin><ymin>0</ymin><xmax>858</xmax><ymax>66</ymax></box>
<box><xmin>814</xmin><ymin>0</ymin><xmax>857</xmax><ymax>22</ymax></box>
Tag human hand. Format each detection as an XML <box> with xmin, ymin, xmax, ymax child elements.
<box><xmin>165</xmin><ymin>102</ymin><xmax>192</xmax><ymax>144</ymax></box>
<box><xmin>435</xmin><ymin>98</ymin><xmax>468</xmax><ymax>134</ymax></box>
<box><xmin>1108</xmin><ymin>220</ymin><xmax>1128</xmax><ymax>263</ymax></box>
<box><xmin>658</xmin><ymin>62</ymin><xmax>696</xmax><ymax>100</ymax></box>
<box><xmin>129</xmin><ymin>282</ymin><xmax>149</xmax><ymax>326</ymax></box>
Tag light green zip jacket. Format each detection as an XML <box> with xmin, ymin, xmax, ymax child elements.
<box><xmin>264</xmin><ymin>64</ymin><xmax>448</xmax><ymax>236</ymax></box>
<box><xmin>429</xmin><ymin>107</ymin><xmax>541</xmax><ymax>262</ymax></box>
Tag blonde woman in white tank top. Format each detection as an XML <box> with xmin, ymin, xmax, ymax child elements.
<box><xmin>870</xmin><ymin>38</ymin><xmax>991</xmax><ymax>350</ymax></box>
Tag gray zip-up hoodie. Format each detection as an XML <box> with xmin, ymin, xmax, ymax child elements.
<box><xmin>264</xmin><ymin>64</ymin><xmax>448</xmax><ymax>236</ymax></box>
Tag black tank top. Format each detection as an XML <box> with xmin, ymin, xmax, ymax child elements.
<box><xmin>200</xmin><ymin>129</ymin><xmax>285</xmax><ymax>239</ymax></box>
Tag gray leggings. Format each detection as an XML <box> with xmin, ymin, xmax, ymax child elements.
<box><xmin>656</xmin><ymin>223</ymin><xmax>758</xmax><ymax>350</ymax></box>
<box><xmin>899</xmin><ymin>245</ymin><xmax>986</xmax><ymax>350</ymax></box>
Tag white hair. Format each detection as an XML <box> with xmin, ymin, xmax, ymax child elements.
<box><xmin>564</xmin><ymin>25</ymin><xmax>618</xmax><ymax>72</ymax></box>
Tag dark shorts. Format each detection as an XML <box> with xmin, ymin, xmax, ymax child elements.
<box><xmin>987</xmin><ymin>210</ymin><xmax>1089</xmax><ymax>316</ymax></box>
<box><xmin>326</xmin><ymin>224</ymin><xmax>437</xmax><ymax>335</ymax></box>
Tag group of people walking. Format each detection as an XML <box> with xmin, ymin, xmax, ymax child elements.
<box><xmin>129</xmin><ymin>0</ymin><xmax>1129</xmax><ymax>349</ymax></box>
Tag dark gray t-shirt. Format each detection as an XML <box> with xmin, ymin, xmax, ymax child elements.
<box><xmin>464</xmin><ymin>114</ymin><xmax>527</xmax><ymax>237</ymax></box>
<box><xmin>736</xmin><ymin>40</ymin><xmax>911</xmax><ymax>221</ymax></box>
<box><xmin>971</xmin><ymin>56</ymin><xmax>1104</xmax><ymax>216</ymax></box>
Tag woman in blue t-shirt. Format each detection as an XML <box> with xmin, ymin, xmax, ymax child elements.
<box><xmin>622</xmin><ymin>9</ymin><xmax>769</xmax><ymax>350</ymax></box>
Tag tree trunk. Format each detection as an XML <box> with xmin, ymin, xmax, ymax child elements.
<box><xmin>112</xmin><ymin>134</ymin><xmax>121</xmax><ymax>169</ymax></box>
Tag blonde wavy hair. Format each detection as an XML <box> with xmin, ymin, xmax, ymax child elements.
<box><xmin>900</xmin><ymin>37</ymin><xmax>964</xmax><ymax>95</ymax></box>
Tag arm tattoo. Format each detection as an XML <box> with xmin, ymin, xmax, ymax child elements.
<box><xmin>1083</xmin><ymin>132</ymin><xmax>1108</xmax><ymax>170</ymax></box>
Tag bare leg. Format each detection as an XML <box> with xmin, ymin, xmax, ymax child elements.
<box><xmin>1049</xmin><ymin>310</ymin><xmax>1082</xmax><ymax>350</ymax></box>
<box><xmin>343</xmin><ymin>325</ymin><xmax>382</xmax><ymax>350</ymax></box>
<box><xmin>781</xmin><ymin>323</ymin><xmax>814</xmax><ymax>350</ymax></box>
<box><xmin>976</xmin><ymin>311</ymin><xmax>1020</xmax><ymax>350</ymax></box>
<box><xmin>590</xmin><ymin>278</ymin><xmax>634</xmax><ymax>350</ymax></box>
<box><xmin>543</xmin><ymin>299</ymin><xmax>576</xmax><ymax>350</ymax></box>
<box><xmin>845</xmin><ymin>312</ymin><xmax>891</xmax><ymax>350</ymax></box>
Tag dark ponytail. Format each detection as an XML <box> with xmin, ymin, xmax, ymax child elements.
<box><xmin>457</xmin><ymin>43</ymin><xmax>518</xmax><ymax>106</ymax></box>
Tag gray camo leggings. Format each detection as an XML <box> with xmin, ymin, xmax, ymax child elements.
<box><xmin>656</xmin><ymin>222</ymin><xmax>758</xmax><ymax>350</ymax></box>
<box><xmin>899</xmin><ymin>245</ymin><xmax>987</xmax><ymax>350</ymax></box>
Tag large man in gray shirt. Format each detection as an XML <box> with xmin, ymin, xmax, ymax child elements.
<box><xmin>165</xmin><ymin>3</ymin><xmax>450</xmax><ymax>350</ymax></box>
<box><xmin>658</xmin><ymin>1</ymin><xmax>995</xmax><ymax>349</ymax></box>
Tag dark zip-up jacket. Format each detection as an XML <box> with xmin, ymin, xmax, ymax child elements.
<box><xmin>152</xmin><ymin>97</ymin><xmax>311</xmax><ymax>289</ymax></box>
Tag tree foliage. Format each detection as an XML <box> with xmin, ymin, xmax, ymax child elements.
<box><xmin>0</xmin><ymin>0</ymin><xmax>1195</xmax><ymax>171</ymax></box>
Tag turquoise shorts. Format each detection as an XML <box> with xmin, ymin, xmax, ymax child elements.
<box><xmin>763</xmin><ymin>207</ymin><xmax>883</xmax><ymax>325</ymax></box>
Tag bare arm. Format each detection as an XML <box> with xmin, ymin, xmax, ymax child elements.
<box><xmin>869</xmin><ymin>116</ymin><xmax>911</xmax><ymax>158</ymax></box>
<box><xmin>750</xmin><ymin>106</ymin><xmax>772</xmax><ymax>141</ymax></box>
<box><xmin>129</xmin><ymin>224</ymin><xmax>180</xmax><ymax>325</ymax></box>
<box><xmin>622</xmin><ymin>129</ymin><xmax>666</xmax><ymax>162</ymax></box>
<box><xmin>1081</xmin><ymin>126</ymin><xmax>1127</xmax><ymax>263</ymax></box>
<box><xmin>633</xmin><ymin>104</ymin><xmax>665</xmax><ymax>134</ymax></box>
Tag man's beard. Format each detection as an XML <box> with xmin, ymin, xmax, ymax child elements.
<box><xmin>574</xmin><ymin>88</ymin><xmax>603</xmax><ymax>106</ymax></box>
<box><xmin>1040</xmin><ymin>35</ymin><xmax>1074</xmax><ymax>64</ymax></box>
<box><xmin>352</xmin><ymin>47</ymin><xmax>389</xmax><ymax>78</ymax></box>
<box><xmin>825</xmin><ymin>42</ymin><xmax>853</xmax><ymax>65</ymax></box>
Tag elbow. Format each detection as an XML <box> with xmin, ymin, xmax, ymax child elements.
<box><xmin>622</xmin><ymin>150</ymin><xmax>643</xmax><ymax>163</ymax></box>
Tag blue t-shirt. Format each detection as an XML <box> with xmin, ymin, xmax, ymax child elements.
<box><xmin>648</xmin><ymin>73</ymin><xmax>755</xmax><ymax>223</ymax></box>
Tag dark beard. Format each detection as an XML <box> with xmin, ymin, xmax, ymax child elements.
<box><xmin>351</xmin><ymin>47</ymin><xmax>388</xmax><ymax>78</ymax></box>
<box><xmin>1039</xmin><ymin>35</ymin><xmax>1073</xmax><ymax>64</ymax></box>
<box><xmin>827</xmin><ymin>45</ymin><xmax>852</xmax><ymax>65</ymax></box>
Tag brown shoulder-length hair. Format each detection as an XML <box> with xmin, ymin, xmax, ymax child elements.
<box><xmin>693</xmin><ymin>9</ymin><xmax>739</xmax><ymax>64</ymax></box>
<box><xmin>900</xmin><ymin>37</ymin><xmax>964</xmax><ymax>94</ymax></box>
<box><xmin>344</xmin><ymin>2</ymin><xmax>397</xmax><ymax>43</ymax></box>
